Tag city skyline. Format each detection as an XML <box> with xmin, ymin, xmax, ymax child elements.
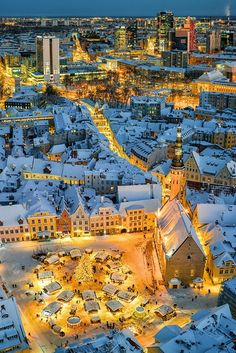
<box><xmin>0</xmin><ymin>0</ymin><xmax>235</xmax><ymax>17</ymax></box>
<box><xmin>0</xmin><ymin>3</ymin><xmax>235</xmax><ymax>353</ymax></box>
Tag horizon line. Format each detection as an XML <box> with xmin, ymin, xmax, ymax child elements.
<box><xmin>1</xmin><ymin>14</ymin><xmax>236</xmax><ymax>18</ymax></box>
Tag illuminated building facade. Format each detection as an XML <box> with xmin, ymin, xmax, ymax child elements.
<box><xmin>114</xmin><ymin>26</ymin><xmax>127</xmax><ymax>51</ymax></box>
<box><xmin>56</xmin><ymin>207</ymin><xmax>72</xmax><ymax>236</ymax></box>
<box><xmin>120</xmin><ymin>205</ymin><xmax>156</xmax><ymax>233</ymax></box>
<box><xmin>127</xmin><ymin>22</ymin><xmax>138</xmax><ymax>49</ymax></box>
<box><xmin>161</xmin><ymin>50</ymin><xmax>189</xmax><ymax>68</ymax></box>
<box><xmin>192</xmin><ymin>71</ymin><xmax>236</xmax><ymax>95</ymax></box>
<box><xmin>185</xmin><ymin>152</ymin><xmax>236</xmax><ymax>188</ymax></box>
<box><xmin>157</xmin><ymin>11</ymin><xmax>174</xmax><ymax>52</ymax></box>
<box><xmin>200</xmin><ymin>91</ymin><xmax>236</xmax><ymax>111</ymax></box>
<box><xmin>71</xmin><ymin>203</ymin><xmax>90</xmax><ymax>237</ymax></box>
<box><xmin>0</xmin><ymin>205</ymin><xmax>30</xmax><ymax>243</ymax></box>
<box><xmin>90</xmin><ymin>202</ymin><xmax>121</xmax><ymax>236</ymax></box>
<box><xmin>183</xmin><ymin>16</ymin><xmax>196</xmax><ymax>51</ymax></box>
<box><xmin>28</xmin><ymin>211</ymin><xmax>57</xmax><ymax>240</ymax></box>
<box><xmin>206</xmin><ymin>30</ymin><xmax>221</xmax><ymax>54</ymax></box>
<box><xmin>171</xmin><ymin>18</ymin><xmax>196</xmax><ymax>52</ymax></box>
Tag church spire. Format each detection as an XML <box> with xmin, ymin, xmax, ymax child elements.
<box><xmin>172</xmin><ymin>125</ymin><xmax>184</xmax><ymax>168</ymax></box>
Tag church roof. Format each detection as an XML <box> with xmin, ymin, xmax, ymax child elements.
<box><xmin>158</xmin><ymin>199</ymin><xmax>205</xmax><ymax>259</ymax></box>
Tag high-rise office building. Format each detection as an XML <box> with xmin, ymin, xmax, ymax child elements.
<box><xmin>126</xmin><ymin>22</ymin><xmax>138</xmax><ymax>49</ymax></box>
<box><xmin>174</xmin><ymin>28</ymin><xmax>189</xmax><ymax>51</ymax></box>
<box><xmin>136</xmin><ymin>18</ymin><xmax>157</xmax><ymax>40</ymax></box>
<box><xmin>114</xmin><ymin>26</ymin><xmax>127</xmax><ymax>51</ymax></box>
<box><xmin>206</xmin><ymin>30</ymin><xmax>221</xmax><ymax>54</ymax></box>
<box><xmin>162</xmin><ymin>50</ymin><xmax>189</xmax><ymax>68</ymax></box>
<box><xmin>36</xmin><ymin>36</ymin><xmax>60</xmax><ymax>82</ymax></box>
<box><xmin>220</xmin><ymin>29</ymin><xmax>235</xmax><ymax>49</ymax></box>
<box><xmin>184</xmin><ymin>16</ymin><xmax>196</xmax><ymax>51</ymax></box>
<box><xmin>173</xmin><ymin>17</ymin><xmax>196</xmax><ymax>52</ymax></box>
<box><xmin>157</xmin><ymin>11</ymin><xmax>174</xmax><ymax>52</ymax></box>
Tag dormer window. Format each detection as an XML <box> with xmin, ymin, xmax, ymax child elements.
<box><xmin>18</xmin><ymin>217</ymin><xmax>24</xmax><ymax>225</ymax></box>
<box><xmin>225</xmin><ymin>261</ymin><xmax>231</xmax><ymax>267</ymax></box>
<box><xmin>43</xmin><ymin>165</ymin><xmax>52</xmax><ymax>174</ymax></box>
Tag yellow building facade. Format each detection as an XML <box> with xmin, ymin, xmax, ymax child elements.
<box><xmin>28</xmin><ymin>212</ymin><xmax>57</xmax><ymax>240</ymax></box>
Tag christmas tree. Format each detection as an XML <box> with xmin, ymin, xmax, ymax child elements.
<box><xmin>75</xmin><ymin>253</ymin><xmax>93</xmax><ymax>282</ymax></box>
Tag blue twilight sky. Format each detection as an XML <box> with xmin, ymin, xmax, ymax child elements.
<box><xmin>1</xmin><ymin>0</ymin><xmax>235</xmax><ymax>17</ymax></box>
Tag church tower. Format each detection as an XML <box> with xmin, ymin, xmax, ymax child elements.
<box><xmin>169</xmin><ymin>126</ymin><xmax>186</xmax><ymax>204</ymax></box>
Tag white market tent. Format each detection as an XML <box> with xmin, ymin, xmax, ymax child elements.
<box><xmin>57</xmin><ymin>290</ymin><xmax>74</xmax><ymax>302</ymax></box>
<box><xmin>42</xmin><ymin>302</ymin><xmax>62</xmax><ymax>317</ymax></box>
<box><xmin>43</xmin><ymin>282</ymin><xmax>62</xmax><ymax>295</ymax></box>
<box><xmin>106</xmin><ymin>300</ymin><xmax>124</xmax><ymax>312</ymax></box>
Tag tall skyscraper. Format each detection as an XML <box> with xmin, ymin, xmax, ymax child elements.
<box><xmin>184</xmin><ymin>16</ymin><xmax>196</xmax><ymax>51</ymax></box>
<box><xmin>36</xmin><ymin>36</ymin><xmax>60</xmax><ymax>82</ymax></box>
<box><xmin>173</xmin><ymin>17</ymin><xmax>196</xmax><ymax>52</ymax></box>
<box><xmin>206</xmin><ymin>30</ymin><xmax>221</xmax><ymax>54</ymax></box>
<box><xmin>126</xmin><ymin>22</ymin><xmax>138</xmax><ymax>49</ymax></box>
<box><xmin>114</xmin><ymin>26</ymin><xmax>127</xmax><ymax>51</ymax></box>
<box><xmin>157</xmin><ymin>11</ymin><xmax>174</xmax><ymax>52</ymax></box>
<box><xmin>220</xmin><ymin>30</ymin><xmax>235</xmax><ymax>50</ymax></box>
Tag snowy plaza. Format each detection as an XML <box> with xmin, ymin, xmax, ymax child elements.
<box><xmin>29</xmin><ymin>246</ymin><xmax>155</xmax><ymax>338</ymax></box>
<box><xmin>0</xmin><ymin>234</ymin><xmax>219</xmax><ymax>352</ymax></box>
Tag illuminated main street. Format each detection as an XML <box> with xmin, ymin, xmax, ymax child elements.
<box><xmin>81</xmin><ymin>100</ymin><xmax>129</xmax><ymax>158</ymax></box>
<box><xmin>0</xmin><ymin>61</ymin><xmax>15</xmax><ymax>108</ymax></box>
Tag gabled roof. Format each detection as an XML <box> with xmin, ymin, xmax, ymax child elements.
<box><xmin>158</xmin><ymin>199</ymin><xmax>204</xmax><ymax>259</ymax></box>
<box><xmin>213</xmin><ymin>252</ymin><xmax>235</xmax><ymax>268</ymax></box>
<box><xmin>191</xmin><ymin>151</ymin><xmax>228</xmax><ymax>176</ymax></box>
<box><xmin>27</xmin><ymin>196</ymin><xmax>56</xmax><ymax>216</ymax></box>
<box><xmin>119</xmin><ymin>198</ymin><xmax>160</xmax><ymax>216</ymax></box>
<box><xmin>196</xmin><ymin>204</ymin><xmax>236</xmax><ymax>226</ymax></box>
<box><xmin>155</xmin><ymin>325</ymin><xmax>181</xmax><ymax>343</ymax></box>
<box><xmin>0</xmin><ymin>204</ymin><xmax>28</xmax><ymax>226</ymax></box>
<box><xmin>117</xmin><ymin>184</ymin><xmax>161</xmax><ymax>203</ymax></box>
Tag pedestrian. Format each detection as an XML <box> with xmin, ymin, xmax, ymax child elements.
<box><xmin>208</xmin><ymin>289</ymin><xmax>211</xmax><ymax>294</ymax></box>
